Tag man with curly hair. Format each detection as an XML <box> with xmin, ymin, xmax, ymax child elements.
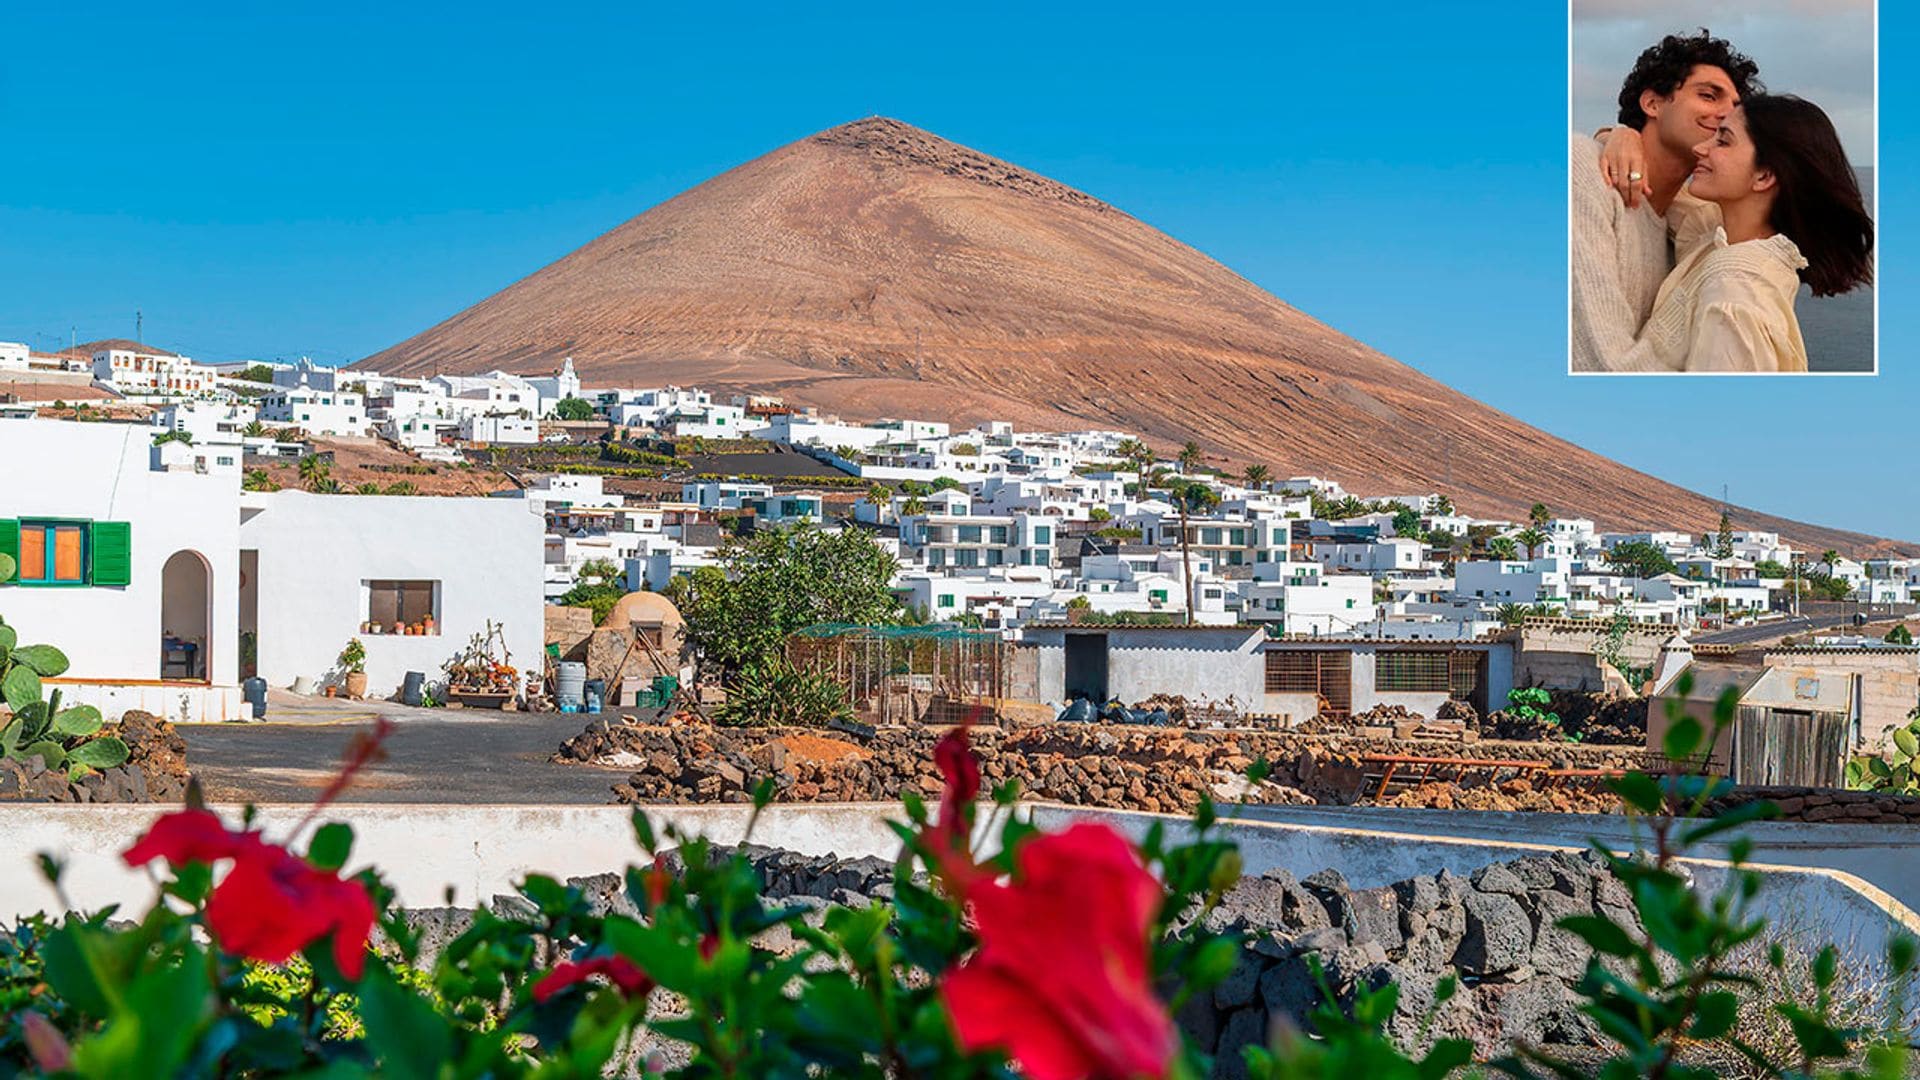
<box><xmin>1571</xmin><ymin>30</ymin><xmax>1761</xmax><ymax>372</ymax></box>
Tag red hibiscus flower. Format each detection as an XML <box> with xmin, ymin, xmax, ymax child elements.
<box><xmin>124</xmin><ymin>810</ymin><xmax>377</xmax><ymax>980</ymax></box>
<box><xmin>204</xmin><ymin>845</ymin><xmax>377</xmax><ymax>979</ymax></box>
<box><xmin>532</xmin><ymin>955</ymin><xmax>654</xmax><ymax>1003</ymax></box>
<box><xmin>122</xmin><ymin>808</ymin><xmax>266</xmax><ymax>867</ymax></box>
<box><xmin>941</xmin><ymin>823</ymin><xmax>1175</xmax><ymax>1080</ymax></box>
<box><xmin>922</xmin><ymin>727</ymin><xmax>984</xmax><ymax>887</ymax></box>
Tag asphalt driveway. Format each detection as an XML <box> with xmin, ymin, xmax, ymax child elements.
<box><xmin>178</xmin><ymin>692</ymin><xmax>631</xmax><ymax>805</ymax></box>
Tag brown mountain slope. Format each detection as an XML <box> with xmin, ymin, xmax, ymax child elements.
<box><xmin>361</xmin><ymin>118</ymin><xmax>1904</xmax><ymax>556</ymax></box>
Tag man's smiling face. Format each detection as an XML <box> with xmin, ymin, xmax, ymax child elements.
<box><xmin>1644</xmin><ymin>64</ymin><xmax>1740</xmax><ymax>156</ymax></box>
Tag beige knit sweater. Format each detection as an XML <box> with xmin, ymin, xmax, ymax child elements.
<box><xmin>1569</xmin><ymin>133</ymin><xmax>1672</xmax><ymax>372</ymax></box>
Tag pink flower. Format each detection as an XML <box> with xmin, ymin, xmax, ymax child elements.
<box><xmin>941</xmin><ymin>823</ymin><xmax>1175</xmax><ymax>1080</ymax></box>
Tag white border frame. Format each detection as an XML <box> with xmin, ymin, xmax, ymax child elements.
<box><xmin>1565</xmin><ymin>0</ymin><xmax>1879</xmax><ymax>377</ymax></box>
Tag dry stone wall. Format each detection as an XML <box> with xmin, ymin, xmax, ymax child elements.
<box><xmin>554</xmin><ymin>721</ymin><xmax>1648</xmax><ymax>814</ymax></box>
<box><xmin>404</xmin><ymin>844</ymin><xmax>1639</xmax><ymax>1071</ymax></box>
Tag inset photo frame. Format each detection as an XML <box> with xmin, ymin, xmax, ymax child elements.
<box><xmin>1568</xmin><ymin>1</ymin><xmax>1876</xmax><ymax>375</ymax></box>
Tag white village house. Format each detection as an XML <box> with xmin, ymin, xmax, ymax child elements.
<box><xmin>1</xmin><ymin>417</ymin><xmax>543</xmax><ymax>721</ymax></box>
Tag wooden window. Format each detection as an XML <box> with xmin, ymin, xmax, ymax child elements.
<box><xmin>1375</xmin><ymin>651</ymin><xmax>1451</xmax><ymax>693</ymax></box>
<box><xmin>1264</xmin><ymin>650</ymin><xmax>1352</xmax><ymax>718</ymax></box>
<box><xmin>367</xmin><ymin>580</ymin><xmax>438</xmax><ymax>632</ymax></box>
<box><xmin>14</xmin><ymin>521</ymin><xmax>87</xmax><ymax>584</ymax></box>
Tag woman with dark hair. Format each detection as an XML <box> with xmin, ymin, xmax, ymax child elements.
<box><xmin>1598</xmin><ymin>94</ymin><xmax>1872</xmax><ymax>373</ymax></box>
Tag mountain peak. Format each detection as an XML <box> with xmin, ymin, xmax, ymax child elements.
<box><xmin>808</xmin><ymin>116</ymin><xmax>1110</xmax><ymax>212</ymax></box>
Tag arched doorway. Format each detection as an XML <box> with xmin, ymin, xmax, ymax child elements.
<box><xmin>160</xmin><ymin>550</ymin><xmax>212</xmax><ymax>682</ymax></box>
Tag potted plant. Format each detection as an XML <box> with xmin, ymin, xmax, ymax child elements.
<box><xmin>338</xmin><ymin>638</ymin><xmax>369</xmax><ymax>699</ymax></box>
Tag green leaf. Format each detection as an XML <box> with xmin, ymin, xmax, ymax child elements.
<box><xmin>1896</xmin><ymin>727</ymin><xmax>1919</xmax><ymax>759</ymax></box>
<box><xmin>1691</xmin><ymin>990</ymin><xmax>1740</xmax><ymax>1039</ymax></box>
<box><xmin>10</xmin><ymin>644</ymin><xmax>69</xmax><ymax>677</ymax></box>
<box><xmin>1663</xmin><ymin>715</ymin><xmax>1704</xmax><ymax>761</ymax></box>
<box><xmin>307</xmin><ymin>822</ymin><xmax>355</xmax><ymax>872</ymax></box>
<box><xmin>359</xmin><ymin>963</ymin><xmax>453</xmax><ymax>1080</ymax></box>
<box><xmin>630</xmin><ymin>809</ymin><xmax>656</xmax><ymax>853</ymax></box>
<box><xmin>41</xmin><ymin>924</ymin><xmax>117</xmax><ymax>1016</ymax></box>
<box><xmin>2</xmin><ymin>665</ymin><xmax>42</xmax><ymax>714</ymax></box>
<box><xmin>50</xmin><ymin>704</ymin><xmax>103</xmax><ymax>738</ymax></box>
<box><xmin>22</xmin><ymin>740</ymin><xmax>66</xmax><ymax>770</ymax></box>
<box><xmin>70</xmin><ymin>944</ymin><xmax>213</xmax><ymax>1078</ymax></box>
<box><xmin>1679</xmin><ymin>800</ymin><xmax>1779</xmax><ymax>847</ymax></box>
<box><xmin>1609</xmin><ymin>771</ymin><xmax>1665</xmax><ymax>815</ymax></box>
<box><xmin>1813</xmin><ymin>945</ymin><xmax>1838</xmax><ymax>990</ymax></box>
<box><xmin>68</xmin><ymin>737</ymin><xmax>128</xmax><ymax>770</ymax></box>
<box><xmin>1870</xmin><ymin>756</ymin><xmax>1894</xmax><ymax>779</ymax></box>
<box><xmin>0</xmin><ymin>719</ymin><xmax>19</xmax><ymax>756</ymax></box>
<box><xmin>1558</xmin><ymin>915</ymin><xmax>1638</xmax><ymax>957</ymax></box>
<box><xmin>0</xmin><ymin>621</ymin><xmax>14</xmax><ymax>653</ymax></box>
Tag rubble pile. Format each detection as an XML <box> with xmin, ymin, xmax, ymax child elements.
<box><xmin>1380</xmin><ymin>777</ymin><xmax>1620</xmax><ymax>815</ymax></box>
<box><xmin>556</xmin><ymin>720</ymin><xmax>1647</xmax><ymax>814</ymax></box>
<box><xmin>0</xmin><ymin>710</ymin><xmax>190</xmax><ymax>803</ymax></box>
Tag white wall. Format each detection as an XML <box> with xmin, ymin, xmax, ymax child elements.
<box><xmin>0</xmin><ymin>418</ymin><xmax>240</xmax><ymax>689</ymax></box>
<box><xmin>239</xmin><ymin>491</ymin><xmax>544</xmax><ymax>697</ymax></box>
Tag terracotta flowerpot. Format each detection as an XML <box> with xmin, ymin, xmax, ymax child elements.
<box><xmin>345</xmin><ymin>671</ymin><xmax>369</xmax><ymax>699</ymax></box>
<box><xmin>324</xmin><ymin>686</ymin><xmax>338</xmax><ymax>698</ymax></box>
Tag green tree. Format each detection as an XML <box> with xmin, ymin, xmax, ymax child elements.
<box><xmin>234</xmin><ymin>363</ymin><xmax>275</xmax><ymax>383</ymax></box>
<box><xmin>550</xmin><ymin>397</ymin><xmax>596</xmax><ymax>421</ymax></box>
<box><xmin>1487</xmin><ymin>536</ymin><xmax>1519</xmax><ymax>561</ymax></box>
<box><xmin>1885</xmin><ymin>624</ymin><xmax>1913</xmax><ymax>646</ymax></box>
<box><xmin>241</xmin><ymin>468</ymin><xmax>280</xmax><ymax>492</ymax></box>
<box><xmin>353</xmin><ymin>482</ymin><xmax>382</xmax><ymax>495</ymax></box>
<box><xmin>1818</xmin><ymin>549</ymin><xmax>1842</xmax><ymax>577</ymax></box>
<box><xmin>1168</xmin><ymin>480</ymin><xmax>1220</xmax><ymax>626</ymax></box>
<box><xmin>1715</xmin><ymin>510</ymin><xmax>1735</xmax><ymax>559</ymax></box>
<box><xmin>1177</xmin><ymin>440</ymin><xmax>1203</xmax><ymax>474</ymax></box>
<box><xmin>151</xmin><ymin>429</ymin><xmax>194</xmax><ymax>446</ymax></box>
<box><xmin>1330</xmin><ymin>495</ymin><xmax>1367</xmax><ymax>520</ymax></box>
<box><xmin>928</xmin><ymin>476</ymin><xmax>963</xmax><ymax>493</ymax></box>
<box><xmin>297</xmin><ymin>455</ymin><xmax>332</xmax><ymax>493</ymax></box>
<box><xmin>1429</xmin><ymin>493</ymin><xmax>1455</xmax><ymax>516</ymax></box>
<box><xmin>1087</xmin><ymin>506</ymin><xmax>1112</xmax><ymax>523</ymax></box>
<box><xmin>1605</xmin><ymin>539</ymin><xmax>1681</xmax><ymax>580</ymax></box>
<box><xmin>663</xmin><ymin>525</ymin><xmax>902</xmax><ymax>677</ymax></box>
<box><xmin>1528</xmin><ymin>501</ymin><xmax>1551</xmax><ymax>528</ymax></box>
<box><xmin>242</xmin><ymin>420</ymin><xmax>267</xmax><ymax>438</ymax></box>
<box><xmin>1242</xmin><ymin>463</ymin><xmax>1271</xmax><ymax>488</ymax></box>
<box><xmin>1114</xmin><ymin>438</ymin><xmax>1156</xmax><ymax>497</ymax></box>
<box><xmin>1514</xmin><ymin>526</ymin><xmax>1548</xmax><ymax>560</ymax></box>
<box><xmin>1390</xmin><ymin>507</ymin><xmax>1428</xmax><ymax>543</ymax></box>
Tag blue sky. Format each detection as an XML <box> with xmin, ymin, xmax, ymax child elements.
<box><xmin>1</xmin><ymin>3</ymin><xmax>1910</xmax><ymax>541</ymax></box>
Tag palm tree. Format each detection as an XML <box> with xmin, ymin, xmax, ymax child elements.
<box><xmin>901</xmin><ymin>495</ymin><xmax>926</xmax><ymax>518</ymax></box>
<box><xmin>1818</xmin><ymin>550</ymin><xmax>1841</xmax><ymax>577</ymax></box>
<box><xmin>1331</xmin><ymin>495</ymin><xmax>1367</xmax><ymax>520</ymax></box>
<box><xmin>1528</xmin><ymin>502</ymin><xmax>1551</xmax><ymax>528</ymax></box>
<box><xmin>1430</xmin><ymin>494</ymin><xmax>1455</xmax><ymax>516</ymax></box>
<box><xmin>1488</xmin><ymin>536</ymin><xmax>1519</xmax><ymax>561</ymax></box>
<box><xmin>242</xmin><ymin>420</ymin><xmax>267</xmax><ymax>438</ymax></box>
<box><xmin>1115</xmin><ymin>438</ymin><xmax>1156</xmax><ymax>497</ymax></box>
<box><xmin>297</xmin><ymin>455</ymin><xmax>332</xmax><ymax>492</ymax></box>
<box><xmin>1168</xmin><ymin>480</ymin><xmax>1221</xmax><ymax>626</ymax></box>
<box><xmin>1495</xmin><ymin>602</ymin><xmax>1533</xmax><ymax>628</ymax></box>
<box><xmin>1243</xmin><ymin>463</ymin><xmax>1272</xmax><ymax>488</ymax></box>
<box><xmin>1515</xmin><ymin>527</ymin><xmax>1548</xmax><ymax>560</ymax></box>
<box><xmin>865</xmin><ymin>482</ymin><xmax>891</xmax><ymax>520</ymax></box>
<box><xmin>1178</xmin><ymin>440</ymin><xmax>1204</xmax><ymax>474</ymax></box>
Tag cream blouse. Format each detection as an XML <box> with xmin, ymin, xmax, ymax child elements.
<box><xmin>1617</xmin><ymin>197</ymin><xmax>1810</xmax><ymax>374</ymax></box>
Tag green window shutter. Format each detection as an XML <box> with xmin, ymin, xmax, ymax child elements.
<box><xmin>91</xmin><ymin>521</ymin><xmax>132</xmax><ymax>586</ymax></box>
<box><xmin>0</xmin><ymin>519</ymin><xmax>16</xmax><ymax>583</ymax></box>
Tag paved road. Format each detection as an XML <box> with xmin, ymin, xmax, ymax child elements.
<box><xmin>179</xmin><ymin>693</ymin><xmax>632</xmax><ymax>805</ymax></box>
<box><xmin>1695</xmin><ymin>615</ymin><xmax>1854</xmax><ymax>646</ymax></box>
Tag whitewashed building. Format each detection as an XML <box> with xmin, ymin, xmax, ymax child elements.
<box><xmin>259</xmin><ymin>387</ymin><xmax>369</xmax><ymax>437</ymax></box>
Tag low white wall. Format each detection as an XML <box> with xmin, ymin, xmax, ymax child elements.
<box><xmin>9</xmin><ymin>803</ymin><xmax>924</xmax><ymax>915</ymax></box>
<box><xmin>7</xmin><ymin>801</ymin><xmax>1913</xmax><ymax>975</ymax></box>
<box><xmin>41</xmin><ymin>680</ymin><xmax>250</xmax><ymax>724</ymax></box>
<box><xmin>1037</xmin><ymin>805</ymin><xmax>1920</xmax><ymax>966</ymax></box>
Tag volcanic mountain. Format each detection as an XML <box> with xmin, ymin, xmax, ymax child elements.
<box><xmin>361</xmin><ymin>118</ymin><xmax>1900</xmax><ymax>554</ymax></box>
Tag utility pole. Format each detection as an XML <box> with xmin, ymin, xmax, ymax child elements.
<box><xmin>136</xmin><ymin>310</ymin><xmax>142</xmax><ymax>344</ymax></box>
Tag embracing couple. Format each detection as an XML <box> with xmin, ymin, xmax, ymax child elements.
<box><xmin>1571</xmin><ymin>30</ymin><xmax>1872</xmax><ymax>374</ymax></box>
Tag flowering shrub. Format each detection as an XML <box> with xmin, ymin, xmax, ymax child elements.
<box><xmin>0</xmin><ymin>681</ymin><xmax>1916</xmax><ymax>1078</ymax></box>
